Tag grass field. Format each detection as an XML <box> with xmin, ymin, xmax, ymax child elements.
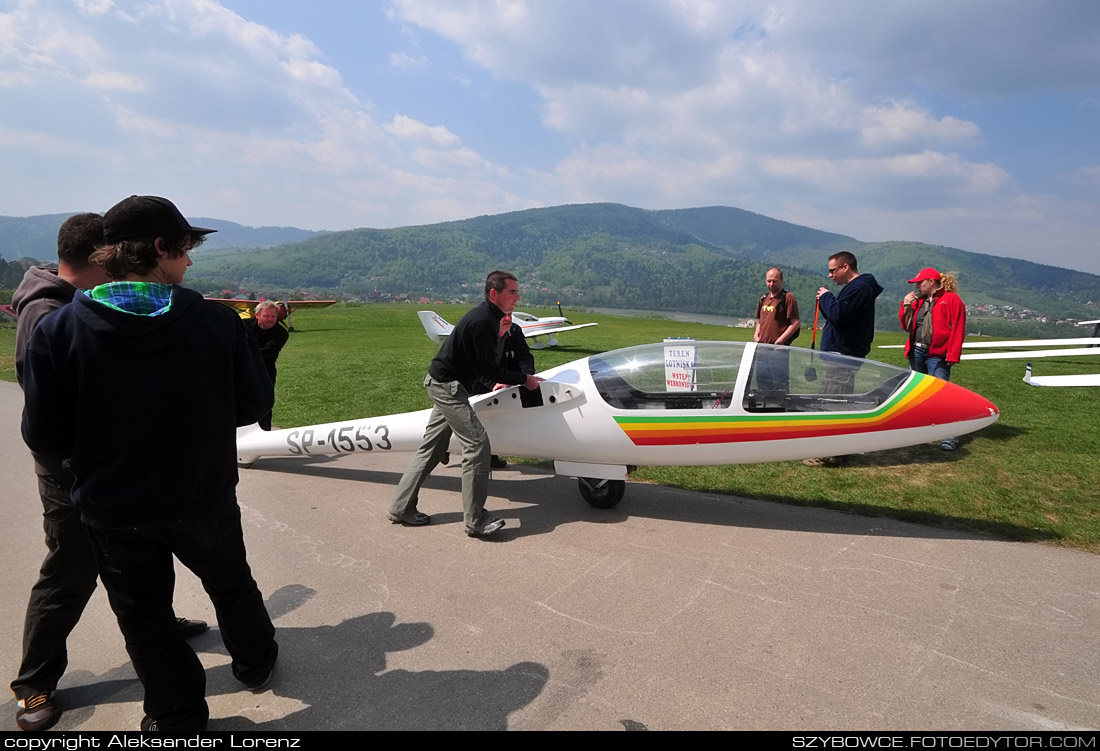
<box><xmin>3</xmin><ymin>303</ymin><xmax>1099</xmax><ymax>551</ymax></box>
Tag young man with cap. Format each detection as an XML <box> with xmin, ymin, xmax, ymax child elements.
<box><xmin>10</xmin><ymin>213</ymin><xmax>208</xmax><ymax>732</ymax></box>
<box><xmin>21</xmin><ymin>196</ymin><xmax>278</xmax><ymax>731</ymax></box>
<box><xmin>388</xmin><ymin>270</ymin><xmax>541</xmax><ymax>537</ymax></box>
<box><xmin>900</xmin><ymin>267</ymin><xmax>966</xmax><ymax>450</ymax></box>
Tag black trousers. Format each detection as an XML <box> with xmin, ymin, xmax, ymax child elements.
<box><xmin>89</xmin><ymin>503</ymin><xmax>277</xmax><ymax>731</ymax></box>
<box><xmin>10</xmin><ymin>473</ymin><xmax>98</xmax><ymax>700</ymax></box>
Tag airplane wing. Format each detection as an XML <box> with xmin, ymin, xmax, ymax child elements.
<box><xmin>962</xmin><ymin>347</ymin><xmax>1099</xmax><ymax>361</ymax></box>
<box><xmin>521</xmin><ymin>322</ymin><xmax>598</xmax><ymax>338</ymax></box>
<box><xmin>1023</xmin><ymin>363</ymin><xmax>1100</xmax><ymax>387</ymax></box>
<box><xmin>880</xmin><ymin>337</ymin><xmax>1100</xmax><ymax>349</ymax></box>
<box><xmin>206</xmin><ymin>298</ymin><xmax>257</xmax><ymax>312</ymax></box>
<box><xmin>284</xmin><ymin>300</ymin><xmax>337</xmax><ymax>312</ymax></box>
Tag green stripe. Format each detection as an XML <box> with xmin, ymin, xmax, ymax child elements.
<box><xmin>614</xmin><ymin>373</ymin><xmax>923</xmax><ymax>425</ymax></box>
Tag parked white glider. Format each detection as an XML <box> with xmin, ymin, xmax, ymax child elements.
<box><xmin>880</xmin><ymin>338</ymin><xmax>1100</xmax><ymax>360</ymax></box>
<box><xmin>1023</xmin><ymin>363</ymin><xmax>1100</xmax><ymax>387</ymax></box>
<box><xmin>237</xmin><ymin>341</ymin><xmax>1000</xmax><ymax>508</ymax></box>
<box><xmin>418</xmin><ymin>309</ymin><xmax>597</xmax><ymax>349</ymax></box>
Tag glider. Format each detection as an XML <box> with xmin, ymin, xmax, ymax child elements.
<box><xmin>879</xmin><ymin>338</ymin><xmax>1100</xmax><ymax>360</ymax></box>
<box><xmin>419</xmin><ymin>309</ymin><xmax>597</xmax><ymax>349</ymax></box>
<box><xmin>237</xmin><ymin>341</ymin><xmax>999</xmax><ymax>508</ymax></box>
<box><xmin>206</xmin><ymin>297</ymin><xmax>337</xmax><ymax>330</ymax></box>
<box><xmin>1023</xmin><ymin>362</ymin><xmax>1100</xmax><ymax>388</ymax></box>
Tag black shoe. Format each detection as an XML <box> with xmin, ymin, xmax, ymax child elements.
<box><xmin>140</xmin><ymin>716</ymin><xmax>159</xmax><ymax>731</ymax></box>
<box><xmin>243</xmin><ymin>664</ymin><xmax>275</xmax><ymax>693</ymax></box>
<box><xmin>489</xmin><ymin>455</ymin><xmax>508</xmax><ymax>469</ymax></box>
<box><xmin>388</xmin><ymin>511</ymin><xmax>431</xmax><ymax>526</ymax></box>
<box><xmin>177</xmin><ymin>616</ymin><xmax>209</xmax><ymax>639</ymax></box>
<box><xmin>16</xmin><ymin>692</ymin><xmax>59</xmax><ymax>732</ymax></box>
<box><xmin>465</xmin><ymin>516</ymin><xmax>506</xmax><ymax>537</ymax></box>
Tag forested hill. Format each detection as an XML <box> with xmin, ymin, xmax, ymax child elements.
<box><xmin>4</xmin><ymin>203</ymin><xmax>1098</xmax><ymax>333</ymax></box>
<box><xmin>184</xmin><ymin>203</ymin><xmax>1099</xmax><ymax>332</ymax></box>
<box><xmin>0</xmin><ymin>214</ymin><xmax>324</xmax><ymax>260</ymax></box>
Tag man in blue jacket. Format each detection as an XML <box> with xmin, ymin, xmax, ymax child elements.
<box><xmin>806</xmin><ymin>251</ymin><xmax>883</xmax><ymax>467</ymax></box>
<box><xmin>817</xmin><ymin>251</ymin><xmax>882</xmax><ymax>358</ymax></box>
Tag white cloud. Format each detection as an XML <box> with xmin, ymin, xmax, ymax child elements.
<box><xmin>859</xmin><ymin>101</ymin><xmax>981</xmax><ymax>150</ymax></box>
<box><xmin>385</xmin><ymin>115</ymin><xmax>461</xmax><ymax>147</ymax></box>
<box><xmin>1</xmin><ymin>0</ymin><xmax>1099</xmax><ymax>275</ymax></box>
<box><xmin>389</xmin><ymin>51</ymin><xmax>427</xmax><ymax>69</ymax></box>
<box><xmin>84</xmin><ymin>70</ymin><xmax>143</xmax><ymax>90</ymax></box>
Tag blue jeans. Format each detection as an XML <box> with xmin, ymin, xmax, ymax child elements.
<box><xmin>88</xmin><ymin>503</ymin><xmax>277</xmax><ymax>731</ymax></box>
<box><xmin>10</xmin><ymin>473</ymin><xmax>99</xmax><ymax>700</ymax></box>
<box><xmin>910</xmin><ymin>348</ymin><xmax>957</xmax><ymax>446</ymax></box>
<box><xmin>909</xmin><ymin>348</ymin><xmax>952</xmax><ymax>381</ymax></box>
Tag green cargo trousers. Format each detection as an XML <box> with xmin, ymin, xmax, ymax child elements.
<box><xmin>389</xmin><ymin>375</ymin><xmax>492</xmax><ymax>528</ymax></box>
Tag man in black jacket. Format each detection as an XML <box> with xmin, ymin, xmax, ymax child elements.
<box><xmin>21</xmin><ymin>196</ymin><xmax>278</xmax><ymax>732</ymax></box>
<box><xmin>246</xmin><ymin>301</ymin><xmax>289</xmax><ymax>430</ymax></box>
<box><xmin>388</xmin><ymin>270</ymin><xmax>541</xmax><ymax>537</ymax></box>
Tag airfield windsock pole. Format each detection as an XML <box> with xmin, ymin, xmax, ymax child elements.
<box><xmin>805</xmin><ymin>298</ymin><xmax>821</xmax><ymax>382</ymax></box>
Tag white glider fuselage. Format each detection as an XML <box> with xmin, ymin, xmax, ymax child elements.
<box><xmin>237</xmin><ymin>342</ymin><xmax>999</xmax><ymax>475</ymax></box>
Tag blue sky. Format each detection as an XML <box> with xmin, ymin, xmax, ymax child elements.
<box><xmin>2</xmin><ymin>0</ymin><xmax>1099</xmax><ymax>274</ymax></box>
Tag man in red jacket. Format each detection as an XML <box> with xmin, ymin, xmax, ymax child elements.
<box><xmin>900</xmin><ymin>267</ymin><xmax>966</xmax><ymax>450</ymax></box>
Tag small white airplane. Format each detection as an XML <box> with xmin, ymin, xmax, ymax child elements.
<box><xmin>237</xmin><ymin>341</ymin><xmax>1000</xmax><ymax>508</ymax></box>
<box><xmin>418</xmin><ymin>307</ymin><xmax>597</xmax><ymax>349</ymax></box>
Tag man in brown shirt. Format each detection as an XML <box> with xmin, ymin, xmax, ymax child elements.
<box><xmin>753</xmin><ymin>267</ymin><xmax>800</xmax><ymax>394</ymax></box>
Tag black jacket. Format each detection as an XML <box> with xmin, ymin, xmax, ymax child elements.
<box><xmin>428</xmin><ymin>301</ymin><xmax>530</xmax><ymax>392</ymax></box>
<box><xmin>21</xmin><ymin>286</ymin><xmax>273</xmax><ymax>529</ymax></box>
<box><xmin>246</xmin><ymin>317</ymin><xmax>289</xmax><ymax>382</ymax></box>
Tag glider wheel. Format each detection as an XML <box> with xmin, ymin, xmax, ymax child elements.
<box><xmin>578</xmin><ymin>478</ymin><xmax>625</xmax><ymax>509</ymax></box>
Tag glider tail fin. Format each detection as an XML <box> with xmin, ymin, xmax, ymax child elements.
<box><xmin>418</xmin><ymin>311</ymin><xmax>453</xmax><ymax>344</ymax></box>
<box><xmin>1024</xmin><ymin>361</ymin><xmax>1033</xmax><ymax>385</ymax></box>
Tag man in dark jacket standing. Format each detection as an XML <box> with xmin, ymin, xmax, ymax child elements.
<box><xmin>10</xmin><ymin>213</ymin><xmax>207</xmax><ymax>732</ymax></box>
<box><xmin>806</xmin><ymin>252</ymin><xmax>883</xmax><ymax>467</ymax></box>
<box><xmin>20</xmin><ymin>196</ymin><xmax>278</xmax><ymax>732</ymax></box>
<box><xmin>816</xmin><ymin>251</ymin><xmax>883</xmax><ymax>359</ymax></box>
<box><xmin>246</xmin><ymin>301</ymin><xmax>289</xmax><ymax>430</ymax></box>
<box><xmin>388</xmin><ymin>270</ymin><xmax>541</xmax><ymax>537</ymax></box>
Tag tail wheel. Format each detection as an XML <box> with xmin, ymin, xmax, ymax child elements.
<box><xmin>578</xmin><ymin>478</ymin><xmax>625</xmax><ymax>509</ymax></box>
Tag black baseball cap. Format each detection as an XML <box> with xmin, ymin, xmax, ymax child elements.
<box><xmin>102</xmin><ymin>195</ymin><xmax>216</xmax><ymax>242</ymax></box>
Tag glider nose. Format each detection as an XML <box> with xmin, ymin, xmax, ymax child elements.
<box><xmin>932</xmin><ymin>379</ymin><xmax>999</xmax><ymax>425</ymax></box>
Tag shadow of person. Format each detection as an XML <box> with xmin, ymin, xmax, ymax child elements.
<box><xmin>204</xmin><ymin>610</ymin><xmax>549</xmax><ymax>731</ymax></box>
<box><xmin>30</xmin><ymin>582</ymin><xmax>551</xmax><ymax>731</ymax></box>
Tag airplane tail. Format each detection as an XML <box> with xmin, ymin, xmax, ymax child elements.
<box><xmin>1023</xmin><ymin>361</ymin><xmax>1032</xmax><ymax>385</ymax></box>
<box><xmin>418</xmin><ymin>311</ymin><xmax>453</xmax><ymax>344</ymax></box>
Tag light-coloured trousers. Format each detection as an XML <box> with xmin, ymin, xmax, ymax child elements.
<box><xmin>389</xmin><ymin>375</ymin><xmax>492</xmax><ymax>527</ymax></box>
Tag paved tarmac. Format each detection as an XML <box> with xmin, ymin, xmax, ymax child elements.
<box><xmin>1</xmin><ymin>380</ymin><xmax>1098</xmax><ymax>731</ymax></box>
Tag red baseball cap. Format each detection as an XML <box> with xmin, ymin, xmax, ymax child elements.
<box><xmin>907</xmin><ymin>267</ymin><xmax>942</xmax><ymax>284</ymax></box>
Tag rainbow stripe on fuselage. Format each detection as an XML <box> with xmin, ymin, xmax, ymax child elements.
<box><xmin>615</xmin><ymin>373</ymin><xmax>993</xmax><ymax>446</ymax></box>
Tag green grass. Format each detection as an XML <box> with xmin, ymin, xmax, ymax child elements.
<box><xmin>4</xmin><ymin>304</ymin><xmax>1099</xmax><ymax>551</ymax></box>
